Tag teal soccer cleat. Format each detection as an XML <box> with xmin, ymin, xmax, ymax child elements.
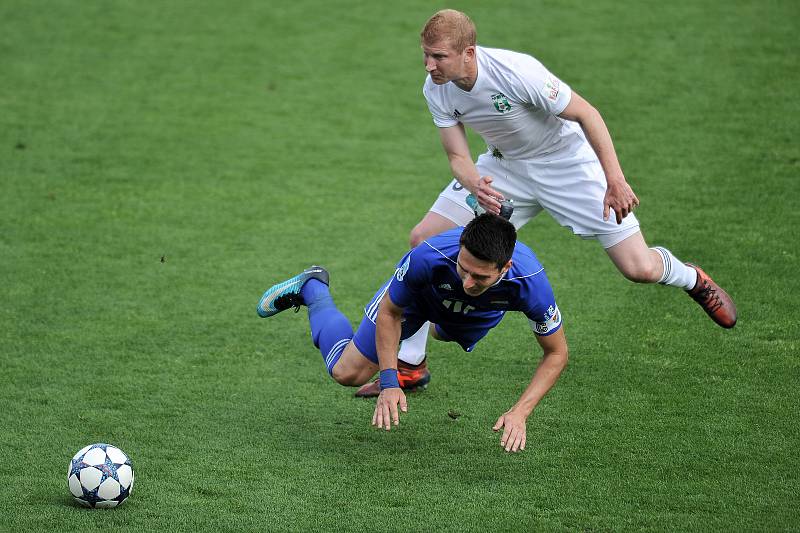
<box><xmin>256</xmin><ymin>266</ymin><xmax>330</xmax><ymax>318</ymax></box>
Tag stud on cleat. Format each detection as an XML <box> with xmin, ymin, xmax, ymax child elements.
<box><xmin>257</xmin><ymin>266</ymin><xmax>329</xmax><ymax>318</ymax></box>
<box><xmin>686</xmin><ymin>263</ymin><xmax>737</xmax><ymax>328</ymax></box>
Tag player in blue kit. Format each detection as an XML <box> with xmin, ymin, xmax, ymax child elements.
<box><xmin>256</xmin><ymin>214</ymin><xmax>568</xmax><ymax>453</ymax></box>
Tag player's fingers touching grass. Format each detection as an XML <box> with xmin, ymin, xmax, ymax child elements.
<box><xmin>504</xmin><ymin>426</ymin><xmax>526</xmax><ymax>453</ymax></box>
<box><xmin>371</xmin><ymin>394</ymin><xmax>383</xmax><ymax>428</ymax></box>
<box><xmin>502</xmin><ymin>428</ymin><xmax>513</xmax><ymax>451</ymax></box>
<box><xmin>372</xmin><ymin>397</ymin><xmax>391</xmax><ymax>431</ymax></box>
<box><xmin>387</xmin><ymin>397</ymin><xmax>397</xmax><ymax>429</ymax></box>
<box><xmin>493</xmin><ymin>411</ymin><xmax>527</xmax><ymax>453</ymax></box>
<box><xmin>506</xmin><ymin>426</ymin><xmax>526</xmax><ymax>453</ymax></box>
<box><xmin>373</xmin><ymin>389</ymin><xmax>406</xmax><ymax>431</ymax></box>
<box><xmin>492</xmin><ymin>413</ymin><xmax>506</xmax><ymax>433</ymax></box>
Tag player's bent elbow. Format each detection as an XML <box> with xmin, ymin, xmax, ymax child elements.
<box><xmin>409</xmin><ymin>223</ymin><xmax>428</xmax><ymax>248</ymax></box>
<box><xmin>542</xmin><ymin>346</ymin><xmax>568</xmax><ymax>374</ymax></box>
<box><xmin>549</xmin><ymin>340</ymin><xmax>569</xmax><ymax>371</ymax></box>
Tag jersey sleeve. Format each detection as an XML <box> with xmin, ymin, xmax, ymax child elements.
<box><xmin>423</xmin><ymin>79</ymin><xmax>459</xmax><ymax>128</ymax></box>
<box><xmin>387</xmin><ymin>248</ymin><xmax>431</xmax><ymax>308</ymax></box>
<box><xmin>517</xmin><ymin>274</ymin><xmax>563</xmax><ymax>336</ymax></box>
<box><xmin>510</xmin><ymin>55</ymin><xmax>572</xmax><ymax>116</ymax></box>
<box><xmin>528</xmin><ymin>303</ymin><xmax>562</xmax><ymax>337</ymax></box>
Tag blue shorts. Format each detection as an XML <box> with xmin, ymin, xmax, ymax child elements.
<box><xmin>352</xmin><ymin>310</ymin><xmax>493</xmax><ymax>364</ymax></box>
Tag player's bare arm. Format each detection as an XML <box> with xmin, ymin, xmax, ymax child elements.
<box><xmin>492</xmin><ymin>327</ymin><xmax>568</xmax><ymax>452</ymax></box>
<box><xmin>439</xmin><ymin>124</ymin><xmax>503</xmax><ymax>213</ymax></box>
<box><xmin>372</xmin><ymin>292</ymin><xmax>408</xmax><ymax>431</ymax></box>
<box><xmin>558</xmin><ymin>91</ymin><xmax>640</xmax><ymax>224</ymax></box>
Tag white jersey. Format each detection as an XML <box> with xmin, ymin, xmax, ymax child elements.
<box><xmin>423</xmin><ymin>46</ymin><xmax>587</xmax><ymax>161</ymax></box>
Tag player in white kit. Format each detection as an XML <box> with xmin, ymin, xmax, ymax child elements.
<box><xmin>354</xmin><ymin>9</ymin><xmax>737</xmax><ymax>397</ymax></box>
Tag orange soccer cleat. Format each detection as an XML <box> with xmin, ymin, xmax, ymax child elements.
<box><xmin>686</xmin><ymin>263</ymin><xmax>737</xmax><ymax>328</ymax></box>
<box><xmin>354</xmin><ymin>359</ymin><xmax>431</xmax><ymax>398</ymax></box>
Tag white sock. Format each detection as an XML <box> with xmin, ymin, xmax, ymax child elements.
<box><xmin>398</xmin><ymin>322</ymin><xmax>430</xmax><ymax>365</ymax></box>
<box><xmin>651</xmin><ymin>247</ymin><xmax>698</xmax><ymax>290</ymax></box>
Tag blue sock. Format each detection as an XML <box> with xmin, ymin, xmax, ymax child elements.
<box><xmin>303</xmin><ymin>280</ymin><xmax>353</xmax><ymax>375</ymax></box>
<box><xmin>300</xmin><ymin>278</ymin><xmax>329</xmax><ymax>305</ymax></box>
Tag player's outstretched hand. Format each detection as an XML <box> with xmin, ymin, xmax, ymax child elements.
<box><xmin>603</xmin><ymin>180</ymin><xmax>640</xmax><ymax>224</ymax></box>
<box><xmin>372</xmin><ymin>388</ymin><xmax>407</xmax><ymax>431</ymax></box>
<box><xmin>492</xmin><ymin>409</ymin><xmax>527</xmax><ymax>452</ymax></box>
<box><xmin>476</xmin><ymin>176</ymin><xmax>503</xmax><ymax>214</ymax></box>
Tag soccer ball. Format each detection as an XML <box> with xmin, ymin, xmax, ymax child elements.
<box><xmin>67</xmin><ymin>443</ymin><xmax>134</xmax><ymax>508</ymax></box>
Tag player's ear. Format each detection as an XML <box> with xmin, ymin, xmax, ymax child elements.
<box><xmin>463</xmin><ymin>45</ymin><xmax>476</xmax><ymax>62</ymax></box>
<box><xmin>501</xmin><ymin>259</ymin><xmax>513</xmax><ymax>274</ymax></box>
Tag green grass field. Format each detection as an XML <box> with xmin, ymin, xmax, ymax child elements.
<box><xmin>1</xmin><ymin>0</ymin><xmax>798</xmax><ymax>530</ymax></box>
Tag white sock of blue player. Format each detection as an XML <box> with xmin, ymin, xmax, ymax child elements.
<box><xmin>651</xmin><ymin>247</ymin><xmax>698</xmax><ymax>290</ymax></box>
<box><xmin>397</xmin><ymin>322</ymin><xmax>430</xmax><ymax>366</ymax></box>
<box><xmin>301</xmin><ymin>280</ymin><xmax>354</xmax><ymax>375</ymax></box>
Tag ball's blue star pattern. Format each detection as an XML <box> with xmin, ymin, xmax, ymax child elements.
<box><xmin>69</xmin><ymin>443</ymin><xmax>134</xmax><ymax>508</ymax></box>
<box><xmin>114</xmin><ymin>483</ymin><xmax>131</xmax><ymax>503</ymax></box>
<box><xmin>96</xmin><ymin>454</ymin><xmax>120</xmax><ymax>484</ymax></box>
<box><xmin>79</xmin><ymin>485</ymin><xmax>103</xmax><ymax>507</ymax></box>
<box><xmin>69</xmin><ymin>457</ymin><xmax>85</xmax><ymax>478</ymax></box>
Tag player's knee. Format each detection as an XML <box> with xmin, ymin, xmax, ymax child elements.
<box><xmin>330</xmin><ymin>364</ymin><xmax>352</xmax><ymax>385</ymax></box>
<box><xmin>330</xmin><ymin>363</ymin><xmax>365</xmax><ymax>386</ymax></box>
<box><xmin>621</xmin><ymin>260</ymin><xmax>660</xmax><ymax>284</ymax></box>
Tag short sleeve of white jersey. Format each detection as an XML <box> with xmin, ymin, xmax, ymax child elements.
<box><xmin>508</xmin><ymin>53</ymin><xmax>572</xmax><ymax>115</ymax></box>
<box><xmin>423</xmin><ymin>78</ymin><xmax>459</xmax><ymax>128</ymax></box>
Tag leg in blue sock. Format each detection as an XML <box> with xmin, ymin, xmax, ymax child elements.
<box><xmin>301</xmin><ymin>279</ymin><xmax>354</xmax><ymax>375</ymax></box>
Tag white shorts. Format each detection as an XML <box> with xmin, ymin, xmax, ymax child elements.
<box><xmin>429</xmin><ymin>147</ymin><xmax>640</xmax><ymax>249</ymax></box>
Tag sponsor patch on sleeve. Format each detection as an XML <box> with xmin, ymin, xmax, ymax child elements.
<box><xmin>396</xmin><ymin>255</ymin><xmax>411</xmax><ymax>281</ymax></box>
<box><xmin>529</xmin><ymin>304</ymin><xmax>562</xmax><ymax>335</ymax></box>
<box><xmin>541</xmin><ymin>74</ymin><xmax>562</xmax><ymax>103</ymax></box>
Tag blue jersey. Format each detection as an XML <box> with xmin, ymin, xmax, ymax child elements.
<box><xmin>363</xmin><ymin>228</ymin><xmax>561</xmax><ymax>342</ymax></box>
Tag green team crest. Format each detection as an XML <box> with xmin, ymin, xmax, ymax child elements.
<box><xmin>491</xmin><ymin>93</ymin><xmax>512</xmax><ymax>113</ymax></box>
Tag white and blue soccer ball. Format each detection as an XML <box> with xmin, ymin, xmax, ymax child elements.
<box><xmin>67</xmin><ymin>443</ymin><xmax>134</xmax><ymax>508</ymax></box>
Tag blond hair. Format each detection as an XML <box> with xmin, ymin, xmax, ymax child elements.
<box><xmin>420</xmin><ymin>9</ymin><xmax>476</xmax><ymax>52</ymax></box>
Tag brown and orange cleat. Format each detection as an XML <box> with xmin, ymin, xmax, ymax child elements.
<box><xmin>355</xmin><ymin>359</ymin><xmax>431</xmax><ymax>398</ymax></box>
<box><xmin>686</xmin><ymin>263</ymin><xmax>737</xmax><ymax>328</ymax></box>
